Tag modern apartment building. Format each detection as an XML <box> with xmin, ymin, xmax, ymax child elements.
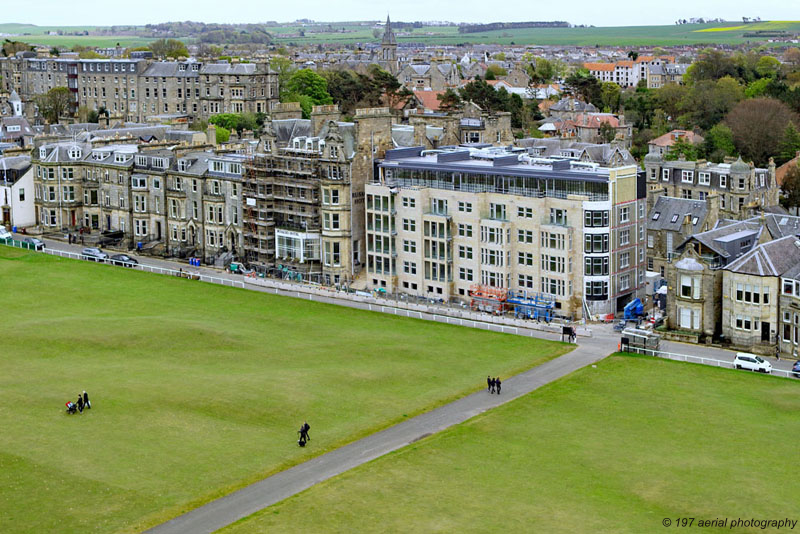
<box><xmin>365</xmin><ymin>145</ymin><xmax>647</xmax><ymax>319</ymax></box>
<box><xmin>0</xmin><ymin>55</ymin><xmax>278</xmax><ymax>123</ymax></box>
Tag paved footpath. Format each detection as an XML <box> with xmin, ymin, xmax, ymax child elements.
<box><xmin>146</xmin><ymin>331</ymin><xmax>619</xmax><ymax>534</ymax></box>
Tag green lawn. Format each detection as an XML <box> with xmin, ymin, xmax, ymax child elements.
<box><xmin>223</xmin><ymin>354</ymin><xmax>800</xmax><ymax>534</ymax></box>
<box><xmin>0</xmin><ymin>247</ymin><xmax>569</xmax><ymax>534</ymax></box>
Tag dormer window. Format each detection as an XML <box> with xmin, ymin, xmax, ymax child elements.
<box><xmin>39</xmin><ymin>147</ymin><xmax>47</xmax><ymax>159</ymax></box>
<box><xmin>114</xmin><ymin>153</ymin><xmax>128</xmax><ymax>163</ymax></box>
<box><xmin>151</xmin><ymin>157</ymin><xmax>167</xmax><ymax>169</ymax></box>
<box><xmin>135</xmin><ymin>155</ymin><xmax>147</xmax><ymax>166</ymax></box>
<box><xmin>68</xmin><ymin>146</ymin><xmax>82</xmax><ymax>160</ymax></box>
<box><xmin>330</xmin><ymin>145</ymin><xmax>339</xmax><ymax>159</ymax></box>
<box><xmin>178</xmin><ymin>160</ymin><xmax>189</xmax><ymax>172</ymax></box>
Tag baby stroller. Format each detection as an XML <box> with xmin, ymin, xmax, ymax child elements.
<box><xmin>298</xmin><ymin>435</ymin><xmax>307</xmax><ymax>447</ymax></box>
<box><xmin>65</xmin><ymin>401</ymin><xmax>77</xmax><ymax>414</ymax></box>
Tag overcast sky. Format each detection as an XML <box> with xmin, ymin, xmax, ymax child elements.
<box><xmin>14</xmin><ymin>0</ymin><xmax>798</xmax><ymax>27</ymax></box>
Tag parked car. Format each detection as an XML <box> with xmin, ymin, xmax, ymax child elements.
<box><xmin>0</xmin><ymin>226</ymin><xmax>12</xmax><ymax>241</ymax></box>
<box><xmin>81</xmin><ymin>247</ymin><xmax>108</xmax><ymax>262</ymax></box>
<box><xmin>110</xmin><ymin>254</ymin><xmax>138</xmax><ymax>267</ymax></box>
<box><xmin>23</xmin><ymin>237</ymin><xmax>44</xmax><ymax>251</ymax></box>
<box><xmin>733</xmin><ymin>352</ymin><xmax>772</xmax><ymax>374</ymax></box>
<box><xmin>792</xmin><ymin>360</ymin><xmax>800</xmax><ymax>379</ymax></box>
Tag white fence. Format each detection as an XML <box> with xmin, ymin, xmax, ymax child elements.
<box><xmin>628</xmin><ymin>346</ymin><xmax>798</xmax><ymax>380</ymax></box>
<box><xmin>2</xmin><ymin>240</ymin><xmax>245</xmax><ymax>290</ymax></box>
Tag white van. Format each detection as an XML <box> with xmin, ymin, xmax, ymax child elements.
<box><xmin>0</xmin><ymin>226</ymin><xmax>12</xmax><ymax>241</ymax></box>
<box><xmin>733</xmin><ymin>352</ymin><xmax>772</xmax><ymax>373</ymax></box>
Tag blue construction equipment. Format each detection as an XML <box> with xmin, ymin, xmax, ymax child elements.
<box><xmin>623</xmin><ymin>298</ymin><xmax>644</xmax><ymax>320</ymax></box>
<box><xmin>506</xmin><ymin>290</ymin><xmax>555</xmax><ymax>321</ymax></box>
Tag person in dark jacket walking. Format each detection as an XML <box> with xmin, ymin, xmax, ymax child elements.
<box><xmin>302</xmin><ymin>421</ymin><xmax>310</xmax><ymax>440</ymax></box>
<box><xmin>83</xmin><ymin>391</ymin><xmax>90</xmax><ymax>409</ymax></box>
<box><xmin>76</xmin><ymin>394</ymin><xmax>84</xmax><ymax>413</ymax></box>
<box><xmin>495</xmin><ymin>377</ymin><xmax>501</xmax><ymax>395</ymax></box>
<box><xmin>487</xmin><ymin>375</ymin><xmax>493</xmax><ymax>393</ymax></box>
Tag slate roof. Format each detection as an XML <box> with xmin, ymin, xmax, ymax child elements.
<box><xmin>201</xmin><ymin>63</ymin><xmax>257</xmax><ymax>75</ymax></box>
<box><xmin>270</xmin><ymin>119</ymin><xmax>311</xmax><ymax>144</ymax></box>
<box><xmin>647</xmin><ymin>196</ymin><xmax>709</xmax><ymax>232</ymax></box>
<box><xmin>764</xmin><ymin>213</ymin><xmax>800</xmax><ymax>239</ymax></box>
<box><xmin>725</xmin><ymin>235</ymin><xmax>800</xmax><ymax>277</ymax></box>
<box><xmin>677</xmin><ymin>219</ymin><xmax>764</xmax><ymax>259</ymax></box>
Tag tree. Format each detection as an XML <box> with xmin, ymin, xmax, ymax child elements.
<box><xmin>781</xmin><ymin>163</ymin><xmax>800</xmax><ymax>213</ymax></box>
<box><xmin>149</xmin><ymin>39</ymin><xmax>188</xmax><ymax>59</ymax></box>
<box><xmin>653</xmin><ymin>82</ymin><xmax>688</xmax><ymax>120</ymax></box>
<box><xmin>270</xmin><ymin>56</ymin><xmax>294</xmax><ymax>101</ymax></box>
<box><xmin>285</xmin><ymin>69</ymin><xmax>333</xmax><ymax>106</ymax></box>
<box><xmin>34</xmin><ymin>87</ymin><xmax>72</xmax><ymax>123</ymax></box>
<box><xmin>564</xmin><ymin>69</ymin><xmax>602</xmax><ymax>107</ymax></box>
<box><xmin>627</xmin><ymin>50</ymin><xmax>639</xmax><ymax>61</ymax></box>
<box><xmin>778</xmin><ymin>122</ymin><xmax>800</xmax><ymax>165</ymax></box>
<box><xmin>215</xmin><ymin>126</ymin><xmax>231</xmax><ymax>144</ymax></box>
<box><xmin>599</xmin><ymin>82</ymin><xmax>621</xmax><ymax>113</ymax></box>
<box><xmin>2</xmin><ymin>39</ymin><xmax>34</xmax><ymax>57</ymax></box>
<box><xmin>664</xmin><ymin>138</ymin><xmax>699</xmax><ymax>161</ymax></box>
<box><xmin>784</xmin><ymin>47</ymin><xmax>800</xmax><ymax>68</ymax></box>
<box><xmin>703</xmin><ymin>123</ymin><xmax>736</xmax><ymax>162</ymax></box>
<box><xmin>485</xmin><ymin>65</ymin><xmax>507</xmax><ymax>79</ymax></box>
<box><xmin>755</xmin><ymin>55</ymin><xmax>781</xmax><ymax>79</ymax></box>
<box><xmin>684</xmin><ymin>49</ymin><xmax>737</xmax><ymax>84</ymax></box>
<box><xmin>745</xmin><ymin>77</ymin><xmax>771</xmax><ymax>99</ymax></box>
<box><xmin>50</xmin><ymin>47</ymin><xmax>60</xmax><ymax>57</ymax></box>
<box><xmin>680</xmin><ymin>76</ymin><xmax>744</xmax><ymax>131</ymax></box>
<box><xmin>725</xmin><ymin>98</ymin><xmax>800</xmax><ymax>166</ymax></box>
<box><xmin>598</xmin><ymin>122</ymin><xmax>616</xmax><ymax>144</ymax></box>
<box><xmin>437</xmin><ymin>88</ymin><xmax>462</xmax><ymax>111</ymax></box>
<box><xmin>459</xmin><ymin>79</ymin><xmax>504</xmax><ymax>112</ymax></box>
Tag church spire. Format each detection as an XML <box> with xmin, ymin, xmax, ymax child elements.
<box><xmin>382</xmin><ymin>14</ymin><xmax>396</xmax><ymax>45</ymax></box>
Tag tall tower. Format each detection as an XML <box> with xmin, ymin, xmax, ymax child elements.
<box><xmin>380</xmin><ymin>15</ymin><xmax>398</xmax><ymax>75</ymax></box>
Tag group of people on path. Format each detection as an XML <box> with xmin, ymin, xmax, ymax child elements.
<box><xmin>66</xmin><ymin>391</ymin><xmax>91</xmax><ymax>414</ymax></box>
<box><xmin>487</xmin><ymin>376</ymin><xmax>502</xmax><ymax>394</ymax></box>
<box><xmin>297</xmin><ymin>421</ymin><xmax>311</xmax><ymax>447</ymax></box>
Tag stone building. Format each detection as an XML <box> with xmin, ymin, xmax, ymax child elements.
<box><xmin>31</xmin><ymin>138</ymin><xmax>243</xmax><ymax>262</ymax></box>
<box><xmin>646</xmin><ymin>195</ymin><xmax>719</xmax><ymax>277</ymax></box>
<box><xmin>643</xmin><ymin>154</ymin><xmax>779</xmax><ymax>219</ymax></box>
<box><xmin>665</xmin><ymin>219</ymin><xmax>766</xmax><ymax>340</ymax></box>
<box><xmin>0</xmin><ymin>55</ymin><xmax>278</xmax><ymax>123</ymax></box>
<box><xmin>722</xmin><ymin>235</ymin><xmax>800</xmax><ymax>352</ymax></box>
<box><xmin>366</xmin><ymin>145</ymin><xmax>647</xmax><ymax>319</ymax></box>
<box><xmin>398</xmin><ymin>61</ymin><xmax>460</xmax><ymax>91</ymax></box>
<box><xmin>779</xmin><ymin>265</ymin><xmax>800</xmax><ymax>359</ymax></box>
<box><xmin>242</xmin><ymin>106</ymin><xmax>394</xmax><ymax>286</ymax></box>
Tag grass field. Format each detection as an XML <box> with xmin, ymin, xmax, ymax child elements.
<box><xmin>0</xmin><ymin>246</ymin><xmax>569</xmax><ymax>534</ymax></box>
<box><xmin>4</xmin><ymin>21</ymin><xmax>800</xmax><ymax>49</ymax></box>
<box><xmin>222</xmin><ymin>353</ymin><xmax>800</xmax><ymax>534</ymax></box>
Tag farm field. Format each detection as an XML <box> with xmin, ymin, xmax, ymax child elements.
<box><xmin>3</xmin><ymin>21</ymin><xmax>800</xmax><ymax>49</ymax></box>
<box><xmin>223</xmin><ymin>353</ymin><xmax>800</xmax><ymax>534</ymax></box>
<box><xmin>0</xmin><ymin>246</ymin><xmax>569</xmax><ymax>534</ymax></box>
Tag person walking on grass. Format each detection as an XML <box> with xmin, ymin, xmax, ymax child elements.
<box><xmin>83</xmin><ymin>391</ymin><xmax>90</xmax><ymax>409</ymax></box>
<box><xmin>76</xmin><ymin>394</ymin><xmax>84</xmax><ymax>413</ymax></box>
<box><xmin>495</xmin><ymin>377</ymin><xmax>501</xmax><ymax>395</ymax></box>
